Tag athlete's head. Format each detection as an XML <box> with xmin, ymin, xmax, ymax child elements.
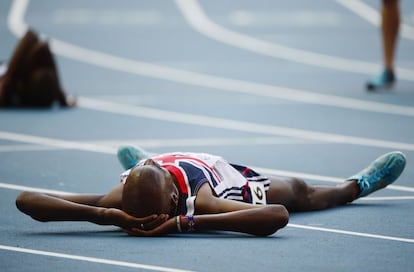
<box><xmin>122</xmin><ymin>159</ymin><xmax>179</xmax><ymax>218</ymax></box>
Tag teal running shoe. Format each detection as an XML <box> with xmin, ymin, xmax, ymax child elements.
<box><xmin>366</xmin><ymin>68</ymin><xmax>395</xmax><ymax>91</ymax></box>
<box><xmin>117</xmin><ymin>145</ymin><xmax>149</xmax><ymax>170</ymax></box>
<box><xmin>347</xmin><ymin>151</ymin><xmax>406</xmax><ymax>198</ymax></box>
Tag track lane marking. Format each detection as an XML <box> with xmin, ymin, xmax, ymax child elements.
<box><xmin>0</xmin><ymin>131</ymin><xmax>116</xmax><ymax>154</ymax></box>
<box><xmin>287</xmin><ymin>224</ymin><xmax>414</xmax><ymax>244</ymax></box>
<box><xmin>0</xmin><ymin>182</ymin><xmax>74</xmax><ymax>195</ymax></box>
<box><xmin>0</xmin><ymin>245</ymin><xmax>194</xmax><ymax>272</ymax></box>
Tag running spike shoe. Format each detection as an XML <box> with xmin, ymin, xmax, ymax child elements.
<box><xmin>347</xmin><ymin>151</ymin><xmax>406</xmax><ymax>198</ymax></box>
<box><xmin>117</xmin><ymin>145</ymin><xmax>149</xmax><ymax>170</ymax></box>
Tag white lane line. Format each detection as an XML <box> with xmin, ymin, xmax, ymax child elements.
<box><xmin>357</xmin><ymin>196</ymin><xmax>414</xmax><ymax>201</ymax></box>
<box><xmin>0</xmin><ymin>182</ymin><xmax>74</xmax><ymax>195</ymax></box>
<box><xmin>0</xmin><ymin>131</ymin><xmax>115</xmax><ymax>154</ymax></box>
<box><xmin>0</xmin><ymin>144</ymin><xmax>59</xmax><ymax>152</ymax></box>
<box><xmin>8</xmin><ymin>0</ymin><xmax>414</xmax><ymax>117</ymax></box>
<box><xmin>78</xmin><ymin>97</ymin><xmax>414</xmax><ymax>152</ymax></box>
<box><xmin>1</xmin><ymin>130</ymin><xmax>413</xmax><ymax>194</ymax></box>
<box><xmin>336</xmin><ymin>0</ymin><xmax>414</xmax><ymax>40</ymax></box>
<box><xmin>7</xmin><ymin>0</ymin><xmax>27</xmax><ymax>36</ymax></box>
<box><xmin>175</xmin><ymin>0</ymin><xmax>414</xmax><ymax>81</ymax></box>
<box><xmin>0</xmin><ymin>245</ymin><xmax>194</xmax><ymax>272</ymax></box>
<box><xmin>287</xmin><ymin>224</ymin><xmax>414</xmax><ymax>243</ymax></box>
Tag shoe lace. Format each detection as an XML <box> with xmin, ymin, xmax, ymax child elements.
<box><xmin>359</xmin><ymin>167</ymin><xmax>390</xmax><ymax>191</ymax></box>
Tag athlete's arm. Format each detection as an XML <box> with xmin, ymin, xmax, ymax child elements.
<box><xmin>125</xmin><ymin>205</ymin><xmax>288</xmax><ymax>237</ymax></box>
<box><xmin>15</xmin><ymin>189</ymin><xmax>166</xmax><ymax>231</ymax></box>
<box><xmin>125</xmin><ymin>183</ymin><xmax>289</xmax><ymax>237</ymax></box>
<box><xmin>195</xmin><ymin>182</ymin><xmax>259</xmax><ymax>213</ymax></box>
<box><xmin>195</xmin><ymin>182</ymin><xmax>289</xmax><ymax>235</ymax></box>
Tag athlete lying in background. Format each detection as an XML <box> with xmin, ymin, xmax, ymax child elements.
<box><xmin>0</xmin><ymin>29</ymin><xmax>76</xmax><ymax>107</ymax></box>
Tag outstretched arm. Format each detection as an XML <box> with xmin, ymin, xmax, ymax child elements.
<box><xmin>15</xmin><ymin>187</ymin><xmax>167</xmax><ymax>231</ymax></box>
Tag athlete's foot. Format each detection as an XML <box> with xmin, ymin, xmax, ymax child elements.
<box><xmin>366</xmin><ymin>68</ymin><xmax>395</xmax><ymax>91</ymax></box>
<box><xmin>347</xmin><ymin>151</ymin><xmax>406</xmax><ymax>198</ymax></box>
<box><xmin>117</xmin><ymin>145</ymin><xmax>149</xmax><ymax>170</ymax></box>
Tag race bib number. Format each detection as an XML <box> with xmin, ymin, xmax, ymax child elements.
<box><xmin>249</xmin><ymin>182</ymin><xmax>266</xmax><ymax>205</ymax></box>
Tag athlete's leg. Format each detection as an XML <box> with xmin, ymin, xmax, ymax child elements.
<box><xmin>266</xmin><ymin>177</ymin><xmax>358</xmax><ymax>212</ymax></box>
<box><xmin>266</xmin><ymin>151</ymin><xmax>405</xmax><ymax>212</ymax></box>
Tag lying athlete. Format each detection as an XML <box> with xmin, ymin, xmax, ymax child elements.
<box><xmin>15</xmin><ymin>146</ymin><xmax>406</xmax><ymax>236</ymax></box>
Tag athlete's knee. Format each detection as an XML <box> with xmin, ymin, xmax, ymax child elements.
<box><xmin>287</xmin><ymin>177</ymin><xmax>314</xmax><ymax>209</ymax></box>
<box><xmin>287</xmin><ymin>177</ymin><xmax>308</xmax><ymax>195</ymax></box>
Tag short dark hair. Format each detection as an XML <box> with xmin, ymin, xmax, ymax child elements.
<box><xmin>122</xmin><ymin>166</ymin><xmax>166</xmax><ymax>217</ymax></box>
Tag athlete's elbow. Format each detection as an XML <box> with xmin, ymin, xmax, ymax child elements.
<box><xmin>277</xmin><ymin>205</ymin><xmax>289</xmax><ymax>228</ymax></box>
<box><xmin>16</xmin><ymin>191</ymin><xmax>47</xmax><ymax>222</ymax></box>
<box><xmin>261</xmin><ymin>205</ymin><xmax>289</xmax><ymax>236</ymax></box>
<box><xmin>16</xmin><ymin>191</ymin><xmax>32</xmax><ymax>213</ymax></box>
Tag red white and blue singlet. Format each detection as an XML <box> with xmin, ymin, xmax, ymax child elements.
<box><xmin>121</xmin><ymin>152</ymin><xmax>270</xmax><ymax>216</ymax></box>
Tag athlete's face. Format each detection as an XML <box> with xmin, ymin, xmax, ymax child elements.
<box><xmin>142</xmin><ymin>159</ymin><xmax>179</xmax><ymax>218</ymax></box>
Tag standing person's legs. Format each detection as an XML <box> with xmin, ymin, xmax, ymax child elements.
<box><xmin>382</xmin><ymin>0</ymin><xmax>400</xmax><ymax>71</ymax></box>
<box><xmin>366</xmin><ymin>0</ymin><xmax>400</xmax><ymax>91</ymax></box>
